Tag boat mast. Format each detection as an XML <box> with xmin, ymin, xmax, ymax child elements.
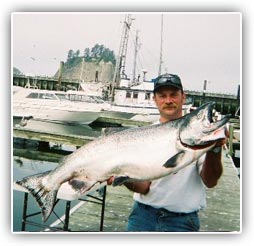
<box><xmin>158</xmin><ymin>14</ymin><xmax>164</xmax><ymax>76</ymax></box>
<box><xmin>111</xmin><ymin>14</ymin><xmax>133</xmax><ymax>100</ymax></box>
<box><xmin>132</xmin><ymin>30</ymin><xmax>139</xmax><ymax>85</ymax></box>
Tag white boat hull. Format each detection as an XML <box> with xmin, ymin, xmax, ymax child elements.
<box><xmin>13</xmin><ymin>108</ymin><xmax>100</xmax><ymax>125</ymax></box>
<box><xmin>12</xmin><ymin>87</ymin><xmax>106</xmax><ymax>125</ymax></box>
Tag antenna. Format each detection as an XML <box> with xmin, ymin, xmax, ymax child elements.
<box><xmin>158</xmin><ymin>14</ymin><xmax>164</xmax><ymax>76</ymax></box>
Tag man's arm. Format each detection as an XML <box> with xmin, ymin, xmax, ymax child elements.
<box><xmin>200</xmin><ymin>147</ymin><xmax>223</xmax><ymax>188</ymax></box>
<box><xmin>200</xmin><ymin>128</ymin><xmax>229</xmax><ymax>188</ymax></box>
<box><xmin>107</xmin><ymin>177</ymin><xmax>151</xmax><ymax>194</ymax></box>
<box><xmin>124</xmin><ymin>181</ymin><xmax>151</xmax><ymax>194</ymax></box>
<box><xmin>200</xmin><ymin>127</ymin><xmax>229</xmax><ymax>188</ymax></box>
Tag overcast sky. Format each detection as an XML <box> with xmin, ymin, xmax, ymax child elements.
<box><xmin>12</xmin><ymin>12</ymin><xmax>241</xmax><ymax>95</ymax></box>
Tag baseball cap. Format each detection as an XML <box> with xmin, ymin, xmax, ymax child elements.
<box><xmin>153</xmin><ymin>73</ymin><xmax>183</xmax><ymax>93</ymax></box>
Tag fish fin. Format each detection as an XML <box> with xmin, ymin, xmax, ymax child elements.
<box><xmin>163</xmin><ymin>151</ymin><xmax>185</xmax><ymax>168</ymax></box>
<box><xmin>69</xmin><ymin>178</ymin><xmax>97</xmax><ymax>194</ymax></box>
<box><xmin>112</xmin><ymin>175</ymin><xmax>130</xmax><ymax>186</ymax></box>
<box><xmin>102</xmin><ymin>127</ymin><xmax>128</xmax><ymax>136</ymax></box>
<box><xmin>16</xmin><ymin>171</ymin><xmax>57</xmax><ymax>222</ymax></box>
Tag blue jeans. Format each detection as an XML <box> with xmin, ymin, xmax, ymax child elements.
<box><xmin>127</xmin><ymin>201</ymin><xmax>200</xmax><ymax>232</ymax></box>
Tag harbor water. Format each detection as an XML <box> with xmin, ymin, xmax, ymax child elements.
<box><xmin>13</xmin><ymin>156</ymin><xmax>79</xmax><ymax>232</ymax></box>
<box><xmin>12</xmin><ymin>122</ymin><xmax>121</xmax><ymax>232</ymax></box>
<box><xmin>13</xmin><ymin>136</ymin><xmax>90</xmax><ymax>232</ymax></box>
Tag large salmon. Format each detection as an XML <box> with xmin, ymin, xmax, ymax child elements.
<box><xmin>15</xmin><ymin>102</ymin><xmax>230</xmax><ymax>222</ymax></box>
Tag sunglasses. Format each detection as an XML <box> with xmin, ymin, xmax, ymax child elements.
<box><xmin>155</xmin><ymin>75</ymin><xmax>182</xmax><ymax>86</ymax></box>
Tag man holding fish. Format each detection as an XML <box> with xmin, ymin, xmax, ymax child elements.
<box><xmin>16</xmin><ymin>73</ymin><xmax>230</xmax><ymax>230</ymax></box>
<box><xmin>108</xmin><ymin>73</ymin><xmax>228</xmax><ymax>232</ymax></box>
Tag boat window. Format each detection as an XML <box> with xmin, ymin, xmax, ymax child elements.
<box><xmin>133</xmin><ymin>92</ymin><xmax>138</xmax><ymax>99</ymax></box>
<box><xmin>26</xmin><ymin>92</ymin><xmax>40</xmax><ymax>99</ymax></box>
<box><xmin>126</xmin><ymin>92</ymin><xmax>131</xmax><ymax>98</ymax></box>
<box><xmin>91</xmin><ymin>96</ymin><xmax>105</xmax><ymax>103</ymax></box>
<box><xmin>68</xmin><ymin>94</ymin><xmax>99</xmax><ymax>103</ymax></box>
<box><xmin>68</xmin><ymin>94</ymin><xmax>78</xmax><ymax>102</ymax></box>
<box><xmin>44</xmin><ymin>93</ymin><xmax>58</xmax><ymax>100</ymax></box>
<box><xmin>55</xmin><ymin>93</ymin><xmax>69</xmax><ymax>101</ymax></box>
<box><xmin>26</xmin><ymin>92</ymin><xmax>58</xmax><ymax>100</ymax></box>
<box><xmin>65</xmin><ymin>92</ymin><xmax>105</xmax><ymax>104</ymax></box>
<box><xmin>145</xmin><ymin>92</ymin><xmax>151</xmax><ymax>100</ymax></box>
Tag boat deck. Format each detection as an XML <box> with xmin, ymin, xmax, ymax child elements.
<box><xmin>67</xmin><ymin>148</ymin><xmax>241</xmax><ymax>232</ymax></box>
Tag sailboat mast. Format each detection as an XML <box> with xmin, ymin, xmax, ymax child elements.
<box><xmin>158</xmin><ymin>14</ymin><xmax>164</xmax><ymax>76</ymax></box>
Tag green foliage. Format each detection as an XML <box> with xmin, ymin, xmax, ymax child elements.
<box><xmin>84</xmin><ymin>48</ymin><xmax>92</xmax><ymax>62</ymax></box>
<box><xmin>66</xmin><ymin>44</ymin><xmax>116</xmax><ymax>65</ymax></box>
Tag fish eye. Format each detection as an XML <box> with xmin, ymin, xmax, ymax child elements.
<box><xmin>197</xmin><ymin>112</ymin><xmax>202</xmax><ymax>119</ymax></box>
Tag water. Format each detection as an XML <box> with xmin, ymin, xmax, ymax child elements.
<box><xmin>12</xmin><ymin>126</ymin><xmax>123</xmax><ymax>232</ymax></box>
<box><xmin>12</xmin><ymin>121</ymin><xmax>132</xmax><ymax>232</ymax></box>
<box><xmin>13</xmin><ymin>156</ymin><xmax>77</xmax><ymax>232</ymax></box>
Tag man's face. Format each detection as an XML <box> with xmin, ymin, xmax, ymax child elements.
<box><xmin>153</xmin><ymin>86</ymin><xmax>186</xmax><ymax>121</ymax></box>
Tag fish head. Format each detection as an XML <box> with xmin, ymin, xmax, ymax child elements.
<box><xmin>179</xmin><ymin>102</ymin><xmax>231</xmax><ymax>148</ymax></box>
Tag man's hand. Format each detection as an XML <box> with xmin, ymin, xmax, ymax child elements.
<box><xmin>213</xmin><ymin>127</ymin><xmax>229</xmax><ymax>148</ymax></box>
<box><xmin>107</xmin><ymin>176</ymin><xmax>114</xmax><ymax>185</ymax></box>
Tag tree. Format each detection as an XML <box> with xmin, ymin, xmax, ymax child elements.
<box><xmin>67</xmin><ymin>49</ymin><xmax>75</xmax><ymax>62</ymax></box>
<box><xmin>90</xmin><ymin>44</ymin><xmax>116</xmax><ymax>64</ymax></box>
<box><xmin>75</xmin><ymin>49</ymin><xmax>80</xmax><ymax>58</ymax></box>
<box><xmin>91</xmin><ymin>44</ymin><xmax>104</xmax><ymax>59</ymax></box>
<box><xmin>66</xmin><ymin>44</ymin><xmax>116</xmax><ymax>65</ymax></box>
<box><xmin>101</xmin><ymin>49</ymin><xmax>116</xmax><ymax>65</ymax></box>
<box><xmin>84</xmin><ymin>48</ymin><xmax>91</xmax><ymax>62</ymax></box>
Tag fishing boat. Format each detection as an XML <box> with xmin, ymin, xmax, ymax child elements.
<box><xmin>111</xmin><ymin>78</ymin><xmax>193</xmax><ymax>118</ymax></box>
<box><xmin>105</xmin><ymin>14</ymin><xmax>193</xmax><ymax>122</ymax></box>
<box><xmin>13</xmin><ymin>86</ymin><xmax>111</xmax><ymax>125</ymax></box>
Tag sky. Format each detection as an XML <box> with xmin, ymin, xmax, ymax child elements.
<box><xmin>12</xmin><ymin>12</ymin><xmax>241</xmax><ymax>95</ymax></box>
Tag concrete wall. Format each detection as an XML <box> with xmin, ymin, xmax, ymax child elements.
<box><xmin>62</xmin><ymin>60</ymin><xmax>114</xmax><ymax>82</ymax></box>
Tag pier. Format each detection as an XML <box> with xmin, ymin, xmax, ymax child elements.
<box><xmin>13</xmin><ymin>116</ymin><xmax>150</xmax><ymax>162</ymax></box>
<box><xmin>13</xmin><ymin>74</ymin><xmax>80</xmax><ymax>91</ymax></box>
<box><xmin>185</xmin><ymin>90</ymin><xmax>239</xmax><ymax>116</ymax></box>
<box><xmin>13</xmin><ymin>74</ymin><xmax>239</xmax><ymax>115</ymax></box>
<box><xmin>13</xmin><ymin>116</ymin><xmax>240</xmax><ymax>232</ymax></box>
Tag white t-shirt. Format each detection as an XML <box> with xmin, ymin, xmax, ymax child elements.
<box><xmin>133</xmin><ymin>156</ymin><xmax>206</xmax><ymax>213</ymax></box>
<box><xmin>133</xmin><ymin>120</ymin><xmax>207</xmax><ymax>213</ymax></box>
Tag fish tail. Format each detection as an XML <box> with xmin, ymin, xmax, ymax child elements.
<box><xmin>16</xmin><ymin>171</ymin><xmax>57</xmax><ymax>222</ymax></box>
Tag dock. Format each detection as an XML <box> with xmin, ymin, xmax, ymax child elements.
<box><xmin>66</xmin><ymin>148</ymin><xmax>240</xmax><ymax>232</ymax></box>
<box><xmin>199</xmin><ymin>149</ymin><xmax>240</xmax><ymax>232</ymax></box>
<box><xmin>13</xmin><ymin>115</ymin><xmax>149</xmax><ymax>147</ymax></box>
<box><xmin>13</xmin><ymin>116</ymin><xmax>240</xmax><ymax>232</ymax></box>
<box><xmin>13</xmin><ymin>74</ymin><xmax>239</xmax><ymax>115</ymax></box>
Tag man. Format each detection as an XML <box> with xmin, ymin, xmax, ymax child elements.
<box><xmin>108</xmin><ymin>73</ymin><xmax>227</xmax><ymax>232</ymax></box>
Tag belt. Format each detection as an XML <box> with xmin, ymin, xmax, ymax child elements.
<box><xmin>137</xmin><ymin>201</ymin><xmax>198</xmax><ymax>217</ymax></box>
